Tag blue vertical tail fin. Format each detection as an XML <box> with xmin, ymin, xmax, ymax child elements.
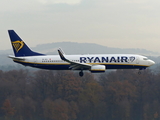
<box><xmin>8</xmin><ymin>30</ymin><xmax>44</xmax><ymax>57</ymax></box>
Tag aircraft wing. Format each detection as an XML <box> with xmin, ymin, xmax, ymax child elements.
<box><xmin>58</xmin><ymin>48</ymin><xmax>91</xmax><ymax>70</ymax></box>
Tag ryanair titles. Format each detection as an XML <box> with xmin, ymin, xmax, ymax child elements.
<box><xmin>80</xmin><ymin>56</ymin><xmax>136</xmax><ymax>63</ymax></box>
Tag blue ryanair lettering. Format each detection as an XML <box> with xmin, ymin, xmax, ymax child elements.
<box><xmin>102</xmin><ymin>57</ymin><xmax>109</xmax><ymax>63</ymax></box>
<box><xmin>87</xmin><ymin>57</ymin><xmax>94</xmax><ymax>62</ymax></box>
<box><xmin>80</xmin><ymin>57</ymin><xmax>87</xmax><ymax>63</ymax></box>
<box><xmin>79</xmin><ymin>56</ymin><xmax>134</xmax><ymax>63</ymax></box>
<box><xmin>94</xmin><ymin>57</ymin><xmax>101</xmax><ymax>63</ymax></box>
<box><xmin>110</xmin><ymin>57</ymin><xmax>116</xmax><ymax>63</ymax></box>
<box><xmin>121</xmin><ymin>56</ymin><xmax>128</xmax><ymax>62</ymax></box>
<box><xmin>117</xmin><ymin>57</ymin><xmax>120</xmax><ymax>62</ymax></box>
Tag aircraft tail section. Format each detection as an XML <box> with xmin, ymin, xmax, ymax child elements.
<box><xmin>8</xmin><ymin>30</ymin><xmax>44</xmax><ymax>57</ymax></box>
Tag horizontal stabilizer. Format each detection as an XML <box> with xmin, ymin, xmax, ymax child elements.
<box><xmin>8</xmin><ymin>55</ymin><xmax>25</xmax><ymax>61</ymax></box>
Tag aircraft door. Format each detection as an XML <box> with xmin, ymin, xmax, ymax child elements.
<box><xmin>136</xmin><ymin>57</ymin><xmax>139</xmax><ymax>64</ymax></box>
<box><xmin>34</xmin><ymin>58</ymin><xmax>37</xmax><ymax>66</ymax></box>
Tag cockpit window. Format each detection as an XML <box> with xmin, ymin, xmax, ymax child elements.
<box><xmin>143</xmin><ymin>58</ymin><xmax>148</xmax><ymax>60</ymax></box>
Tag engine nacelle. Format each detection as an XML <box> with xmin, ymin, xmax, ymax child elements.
<box><xmin>90</xmin><ymin>65</ymin><xmax>106</xmax><ymax>73</ymax></box>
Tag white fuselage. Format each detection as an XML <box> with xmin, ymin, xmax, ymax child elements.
<box><xmin>12</xmin><ymin>54</ymin><xmax>155</xmax><ymax>70</ymax></box>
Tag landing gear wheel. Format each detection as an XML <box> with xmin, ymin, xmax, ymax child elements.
<box><xmin>79</xmin><ymin>71</ymin><xmax>84</xmax><ymax>77</ymax></box>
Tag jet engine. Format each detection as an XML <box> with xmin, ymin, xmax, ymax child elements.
<box><xmin>90</xmin><ymin>65</ymin><xmax>106</xmax><ymax>73</ymax></box>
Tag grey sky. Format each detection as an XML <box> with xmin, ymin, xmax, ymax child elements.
<box><xmin>1</xmin><ymin>0</ymin><xmax>160</xmax><ymax>52</ymax></box>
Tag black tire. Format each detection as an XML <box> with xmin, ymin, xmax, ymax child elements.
<box><xmin>79</xmin><ymin>71</ymin><xmax>84</xmax><ymax>77</ymax></box>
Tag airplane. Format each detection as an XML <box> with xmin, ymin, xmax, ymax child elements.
<box><xmin>8</xmin><ymin>30</ymin><xmax>155</xmax><ymax>77</ymax></box>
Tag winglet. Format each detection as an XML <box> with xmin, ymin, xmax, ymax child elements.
<box><xmin>58</xmin><ymin>48</ymin><xmax>66</xmax><ymax>61</ymax></box>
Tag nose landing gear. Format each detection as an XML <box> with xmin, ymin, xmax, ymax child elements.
<box><xmin>79</xmin><ymin>70</ymin><xmax>84</xmax><ymax>77</ymax></box>
<box><xmin>138</xmin><ymin>68</ymin><xmax>146</xmax><ymax>75</ymax></box>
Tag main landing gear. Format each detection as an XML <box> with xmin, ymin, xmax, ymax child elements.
<box><xmin>79</xmin><ymin>70</ymin><xmax>84</xmax><ymax>77</ymax></box>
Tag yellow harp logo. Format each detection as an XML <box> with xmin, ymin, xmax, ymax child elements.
<box><xmin>12</xmin><ymin>41</ymin><xmax>24</xmax><ymax>52</ymax></box>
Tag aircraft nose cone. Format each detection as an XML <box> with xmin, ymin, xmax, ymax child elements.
<box><xmin>149</xmin><ymin>60</ymin><xmax>155</xmax><ymax>66</ymax></box>
<box><xmin>152</xmin><ymin>61</ymin><xmax>155</xmax><ymax>65</ymax></box>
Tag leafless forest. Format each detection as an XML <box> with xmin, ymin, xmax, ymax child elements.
<box><xmin>0</xmin><ymin>68</ymin><xmax>160</xmax><ymax>120</ymax></box>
